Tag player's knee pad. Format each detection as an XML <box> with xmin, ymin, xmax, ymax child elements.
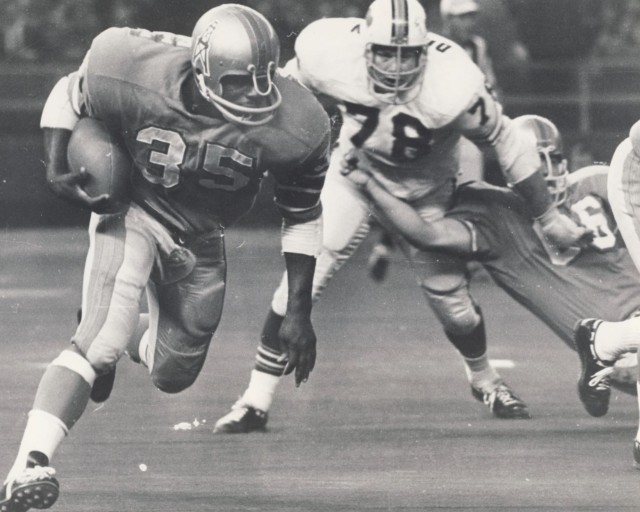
<box><xmin>150</xmin><ymin>356</ymin><xmax>203</xmax><ymax>393</ymax></box>
<box><xmin>421</xmin><ymin>280</ymin><xmax>480</xmax><ymax>335</ymax></box>
<box><xmin>149</xmin><ymin>329</ymin><xmax>209</xmax><ymax>393</ymax></box>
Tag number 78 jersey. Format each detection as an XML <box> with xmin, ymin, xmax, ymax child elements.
<box><xmin>283</xmin><ymin>17</ymin><xmax>537</xmax><ymax>201</ymax></box>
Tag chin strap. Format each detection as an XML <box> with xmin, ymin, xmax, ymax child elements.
<box><xmin>195</xmin><ymin>72</ymin><xmax>282</xmax><ymax>126</ymax></box>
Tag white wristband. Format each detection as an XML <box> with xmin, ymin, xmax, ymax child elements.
<box><xmin>281</xmin><ymin>216</ymin><xmax>323</xmax><ymax>256</ymax></box>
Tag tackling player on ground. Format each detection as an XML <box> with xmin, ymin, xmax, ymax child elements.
<box><xmin>0</xmin><ymin>5</ymin><xmax>330</xmax><ymax>511</ymax></box>
<box><xmin>214</xmin><ymin>0</ymin><xmax>591</xmax><ymax>433</ymax></box>
<box><xmin>573</xmin><ymin>119</ymin><xmax>640</xmax><ymax>469</ymax></box>
<box><xmin>342</xmin><ymin>114</ymin><xmax>639</xmax><ymax>412</ymax></box>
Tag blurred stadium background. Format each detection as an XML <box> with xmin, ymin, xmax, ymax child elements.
<box><xmin>0</xmin><ymin>0</ymin><xmax>639</xmax><ymax>228</ymax></box>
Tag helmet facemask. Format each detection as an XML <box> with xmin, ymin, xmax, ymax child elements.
<box><xmin>512</xmin><ymin>115</ymin><xmax>569</xmax><ymax>208</ymax></box>
<box><xmin>365</xmin><ymin>43</ymin><xmax>427</xmax><ymax>104</ymax></box>
<box><xmin>363</xmin><ymin>0</ymin><xmax>430</xmax><ymax>104</ymax></box>
<box><xmin>539</xmin><ymin>146</ymin><xmax>569</xmax><ymax>207</ymax></box>
<box><xmin>194</xmin><ymin>63</ymin><xmax>282</xmax><ymax>126</ymax></box>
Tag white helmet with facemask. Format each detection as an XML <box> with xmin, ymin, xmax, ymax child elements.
<box><xmin>363</xmin><ymin>0</ymin><xmax>429</xmax><ymax>104</ymax></box>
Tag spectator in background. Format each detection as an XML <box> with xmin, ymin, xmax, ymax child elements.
<box><xmin>440</xmin><ymin>0</ymin><xmax>497</xmax><ymax>184</ymax></box>
<box><xmin>108</xmin><ymin>0</ymin><xmax>155</xmax><ymax>28</ymax></box>
<box><xmin>592</xmin><ymin>0</ymin><xmax>640</xmax><ymax>58</ymax></box>
<box><xmin>47</xmin><ymin>0</ymin><xmax>100</xmax><ymax>61</ymax></box>
<box><xmin>1</xmin><ymin>0</ymin><xmax>44</xmax><ymax>60</ymax></box>
<box><xmin>440</xmin><ymin>0</ymin><xmax>498</xmax><ymax>96</ymax></box>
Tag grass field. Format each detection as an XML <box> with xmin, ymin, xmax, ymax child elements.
<box><xmin>0</xmin><ymin>227</ymin><xmax>638</xmax><ymax>511</ymax></box>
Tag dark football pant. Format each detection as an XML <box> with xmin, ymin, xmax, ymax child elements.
<box><xmin>73</xmin><ymin>203</ymin><xmax>226</xmax><ymax>393</ymax></box>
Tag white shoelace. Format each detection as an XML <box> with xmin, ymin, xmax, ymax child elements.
<box><xmin>589</xmin><ymin>366</ymin><xmax>615</xmax><ymax>391</ymax></box>
<box><xmin>5</xmin><ymin>466</ymin><xmax>56</xmax><ymax>496</ymax></box>
<box><xmin>215</xmin><ymin>401</ymin><xmax>250</xmax><ymax>425</ymax></box>
<box><xmin>488</xmin><ymin>385</ymin><xmax>521</xmax><ymax>407</ymax></box>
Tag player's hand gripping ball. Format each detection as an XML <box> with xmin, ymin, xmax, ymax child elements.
<box><xmin>67</xmin><ymin>118</ymin><xmax>132</xmax><ymax>214</ymax></box>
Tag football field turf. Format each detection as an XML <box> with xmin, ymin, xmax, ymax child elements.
<box><xmin>0</xmin><ymin>227</ymin><xmax>638</xmax><ymax>511</ymax></box>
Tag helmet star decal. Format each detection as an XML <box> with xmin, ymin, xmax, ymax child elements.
<box><xmin>192</xmin><ymin>24</ymin><xmax>216</xmax><ymax>77</ymax></box>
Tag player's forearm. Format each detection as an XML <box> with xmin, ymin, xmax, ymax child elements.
<box><xmin>283</xmin><ymin>252</ymin><xmax>315</xmax><ymax>316</ymax></box>
<box><xmin>512</xmin><ymin>171</ymin><xmax>554</xmax><ymax>218</ymax></box>
<box><xmin>43</xmin><ymin>128</ymin><xmax>72</xmax><ymax>185</ymax></box>
<box><xmin>362</xmin><ymin>179</ymin><xmax>473</xmax><ymax>255</ymax></box>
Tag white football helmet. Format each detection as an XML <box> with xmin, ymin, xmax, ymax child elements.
<box><xmin>191</xmin><ymin>4</ymin><xmax>282</xmax><ymax>126</ymax></box>
<box><xmin>512</xmin><ymin>115</ymin><xmax>569</xmax><ymax>207</ymax></box>
<box><xmin>363</xmin><ymin>0</ymin><xmax>429</xmax><ymax>104</ymax></box>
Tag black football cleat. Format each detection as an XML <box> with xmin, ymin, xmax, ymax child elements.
<box><xmin>0</xmin><ymin>453</ymin><xmax>59</xmax><ymax>512</ymax></box>
<box><xmin>574</xmin><ymin>318</ymin><xmax>614</xmax><ymax>417</ymax></box>
<box><xmin>471</xmin><ymin>382</ymin><xmax>531</xmax><ymax>419</ymax></box>
<box><xmin>213</xmin><ymin>402</ymin><xmax>268</xmax><ymax>434</ymax></box>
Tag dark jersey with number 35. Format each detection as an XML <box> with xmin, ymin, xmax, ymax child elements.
<box><xmin>71</xmin><ymin>27</ymin><xmax>330</xmax><ymax>234</ymax></box>
<box><xmin>450</xmin><ymin>166</ymin><xmax>640</xmax><ymax>345</ymax></box>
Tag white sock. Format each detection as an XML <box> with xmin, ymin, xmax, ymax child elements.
<box><xmin>7</xmin><ymin>410</ymin><xmax>67</xmax><ymax>482</ymax></box>
<box><xmin>462</xmin><ymin>354</ymin><xmax>501</xmax><ymax>392</ymax></box>
<box><xmin>595</xmin><ymin>318</ymin><xmax>640</xmax><ymax>363</ymax></box>
<box><xmin>240</xmin><ymin>370</ymin><xmax>281</xmax><ymax>412</ymax></box>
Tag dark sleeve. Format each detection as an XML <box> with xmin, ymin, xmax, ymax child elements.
<box><xmin>270</xmin><ymin>129</ymin><xmax>330</xmax><ymax>223</ymax></box>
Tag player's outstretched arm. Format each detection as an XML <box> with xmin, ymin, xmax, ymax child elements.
<box><xmin>514</xmin><ymin>171</ymin><xmax>593</xmax><ymax>249</ymax></box>
<box><xmin>342</xmin><ymin>168</ymin><xmax>473</xmax><ymax>255</ymax></box>
<box><xmin>280</xmin><ymin>252</ymin><xmax>316</xmax><ymax>387</ymax></box>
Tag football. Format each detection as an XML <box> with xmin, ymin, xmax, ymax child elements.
<box><xmin>67</xmin><ymin>117</ymin><xmax>132</xmax><ymax>214</ymax></box>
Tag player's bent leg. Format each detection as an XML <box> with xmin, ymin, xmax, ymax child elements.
<box><xmin>145</xmin><ymin>230</ymin><xmax>226</xmax><ymax>393</ymax></box>
<box><xmin>415</xmin><ymin>254</ymin><xmax>530</xmax><ymax>419</ymax></box>
<box><xmin>76</xmin><ymin>211</ymin><xmax>157</xmax><ymax>402</ymax></box>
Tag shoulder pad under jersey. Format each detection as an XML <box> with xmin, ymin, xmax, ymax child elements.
<box><xmin>293</xmin><ymin>18</ymin><xmax>368</xmax><ymax>97</ymax></box>
<box><xmin>417</xmin><ymin>33</ymin><xmax>487</xmax><ymax>126</ymax></box>
<box><xmin>247</xmin><ymin>74</ymin><xmax>330</xmax><ymax>166</ymax></box>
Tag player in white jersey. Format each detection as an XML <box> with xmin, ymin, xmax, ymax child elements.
<box><xmin>574</xmin><ymin>119</ymin><xmax>640</xmax><ymax>468</ymax></box>
<box><xmin>214</xmin><ymin>0</ymin><xmax>591</xmax><ymax>432</ymax></box>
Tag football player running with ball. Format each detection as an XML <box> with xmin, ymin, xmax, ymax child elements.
<box><xmin>342</xmin><ymin>115</ymin><xmax>640</xmax><ymax>413</ymax></box>
<box><xmin>0</xmin><ymin>5</ymin><xmax>330</xmax><ymax>511</ymax></box>
<box><xmin>214</xmin><ymin>0</ymin><xmax>591</xmax><ymax>433</ymax></box>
